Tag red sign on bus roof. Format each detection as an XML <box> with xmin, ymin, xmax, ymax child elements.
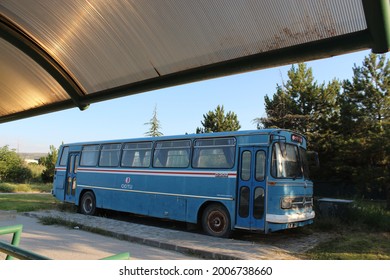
<box><xmin>291</xmin><ymin>134</ymin><xmax>303</xmax><ymax>144</ymax></box>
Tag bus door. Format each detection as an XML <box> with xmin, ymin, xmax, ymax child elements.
<box><xmin>236</xmin><ymin>147</ymin><xmax>266</xmax><ymax>230</ymax></box>
<box><xmin>64</xmin><ymin>152</ymin><xmax>79</xmax><ymax>203</ymax></box>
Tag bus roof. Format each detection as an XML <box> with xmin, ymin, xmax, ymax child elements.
<box><xmin>61</xmin><ymin>129</ymin><xmax>306</xmax><ymax>147</ymax></box>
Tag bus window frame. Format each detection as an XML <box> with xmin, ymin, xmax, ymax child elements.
<box><xmin>153</xmin><ymin>140</ymin><xmax>191</xmax><ymax>168</ymax></box>
<box><xmin>99</xmin><ymin>143</ymin><xmax>122</xmax><ymax>167</ymax></box>
<box><xmin>121</xmin><ymin>141</ymin><xmax>152</xmax><ymax>168</ymax></box>
<box><xmin>192</xmin><ymin>137</ymin><xmax>236</xmax><ymax>169</ymax></box>
<box><xmin>80</xmin><ymin>144</ymin><xmax>100</xmax><ymax>167</ymax></box>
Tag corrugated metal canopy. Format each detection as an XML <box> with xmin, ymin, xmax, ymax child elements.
<box><xmin>1</xmin><ymin>0</ymin><xmax>389</xmax><ymax>123</ymax></box>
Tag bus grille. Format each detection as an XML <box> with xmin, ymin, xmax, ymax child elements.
<box><xmin>291</xmin><ymin>196</ymin><xmax>313</xmax><ymax>209</ymax></box>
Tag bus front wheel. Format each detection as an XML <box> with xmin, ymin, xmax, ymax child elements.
<box><xmin>79</xmin><ymin>191</ymin><xmax>96</xmax><ymax>216</ymax></box>
<box><xmin>202</xmin><ymin>204</ymin><xmax>231</xmax><ymax>238</ymax></box>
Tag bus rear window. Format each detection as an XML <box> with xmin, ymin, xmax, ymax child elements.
<box><xmin>59</xmin><ymin>146</ymin><xmax>69</xmax><ymax>166</ymax></box>
<box><xmin>271</xmin><ymin>143</ymin><xmax>302</xmax><ymax>178</ymax></box>
<box><xmin>80</xmin><ymin>145</ymin><xmax>100</xmax><ymax>166</ymax></box>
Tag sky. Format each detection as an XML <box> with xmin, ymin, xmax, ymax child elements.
<box><xmin>0</xmin><ymin>49</ymin><xmax>375</xmax><ymax>153</ymax></box>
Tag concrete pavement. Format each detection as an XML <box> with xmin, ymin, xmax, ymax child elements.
<box><xmin>0</xmin><ymin>212</ymin><xmax>199</xmax><ymax>260</ymax></box>
<box><xmin>0</xmin><ymin>210</ymin><xmax>298</xmax><ymax>260</ymax></box>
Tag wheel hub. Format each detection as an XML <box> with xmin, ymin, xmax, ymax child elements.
<box><xmin>209</xmin><ymin>211</ymin><xmax>225</xmax><ymax>233</ymax></box>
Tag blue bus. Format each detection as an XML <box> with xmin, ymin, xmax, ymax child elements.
<box><xmin>52</xmin><ymin>129</ymin><xmax>315</xmax><ymax>237</ymax></box>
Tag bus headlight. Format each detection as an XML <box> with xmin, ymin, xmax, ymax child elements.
<box><xmin>281</xmin><ymin>197</ymin><xmax>293</xmax><ymax>209</ymax></box>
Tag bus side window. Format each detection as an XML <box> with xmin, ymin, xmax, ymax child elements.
<box><xmin>195</xmin><ymin>148</ymin><xmax>230</xmax><ymax>168</ymax></box>
<box><xmin>153</xmin><ymin>140</ymin><xmax>191</xmax><ymax>168</ymax></box>
<box><xmin>124</xmin><ymin>150</ymin><xmax>151</xmax><ymax>167</ymax></box>
<box><xmin>166</xmin><ymin>150</ymin><xmax>190</xmax><ymax>167</ymax></box>
<box><xmin>192</xmin><ymin>137</ymin><xmax>236</xmax><ymax>169</ymax></box>
<box><xmin>80</xmin><ymin>145</ymin><xmax>100</xmax><ymax>166</ymax></box>
<box><xmin>121</xmin><ymin>142</ymin><xmax>152</xmax><ymax>168</ymax></box>
<box><xmin>99</xmin><ymin>143</ymin><xmax>121</xmax><ymax>167</ymax></box>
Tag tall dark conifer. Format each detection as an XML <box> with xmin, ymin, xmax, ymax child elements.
<box><xmin>340</xmin><ymin>54</ymin><xmax>389</xmax><ymax>206</ymax></box>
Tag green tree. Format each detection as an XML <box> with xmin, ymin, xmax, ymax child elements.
<box><xmin>254</xmin><ymin>63</ymin><xmax>348</xmax><ymax>195</ymax></box>
<box><xmin>254</xmin><ymin>63</ymin><xmax>340</xmax><ymax>146</ymax></box>
<box><xmin>255</xmin><ymin>55</ymin><xmax>389</xmax><ymax>206</ymax></box>
<box><xmin>144</xmin><ymin>105</ymin><xmax>163</xmax><ymax>137</ymax></box>
<box><xmin>0</xmin><ymin>145</ymin><xmax>32</xmax><ymax>183</ymax></box>
<box><xmin>340</xmin><ymin>54</ymin><xmax>389</xmax><ymax>206</ymax></box>
<box><xmin>254</xmin><ymin>84</ymin><xmax>298</xmax><ymax>129</ymax></box>
<box><xmin>255</xmin><ymin>63</ymin><xmax>319</xmax><ymax>133</ymax></box>
<box><xmin>39</xmin><ymin>145</ymin><xmax>58</xmax><ymax>183</ymax></box>
<box><xmin>196</xmin><ymin>105</ymin><xmax>241</xmax><ymax>133</ymax></box>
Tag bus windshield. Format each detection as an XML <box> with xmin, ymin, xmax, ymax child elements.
<box><xmin>271</xmin><ymin>143</ymin><xmax>309</xmax><ymax>179</ymax></box>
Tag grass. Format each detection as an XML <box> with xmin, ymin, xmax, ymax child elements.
<box><xmin>304</xmin><ymin>200</ymin><xmax>390</xmax><ymax>260</ymax></box>
<box><xmin>305</xmin><ymin>232</ymin><xmax>390</xmax><ymax>260</ymax></box>
<box><xmin>0</xmin><ymin>193</ymin><xmax>59</xmax><ymax>212</ymax></box>
<box><xmin>0</xmin><ymin>183</ymin><xmax>74</xmax><ymax>213</ymax></box>
<box><xmin>0</xmin><ymin>182</ymin><xmax>52</xmax><ymax>193</ymax></box>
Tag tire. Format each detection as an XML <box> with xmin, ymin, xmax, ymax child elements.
<box><xmin>202</xmin><ymin>204</ymin><xmax>231</xmax><ymax>238</ymax></box>
<box><xmin>79</xmin><ymin>191</ymin><xmax>96</xmax><ymax>216</ymax></box>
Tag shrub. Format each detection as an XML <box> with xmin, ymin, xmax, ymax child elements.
<box><xmin>0</xmin><ymin>146</ymin><xmax>32</xmax><ymax>183</ymax></box>
<box><xmin>27</xmin><ymin>163</ymin><xmax>45</xmax><ymax>183</ymax></box>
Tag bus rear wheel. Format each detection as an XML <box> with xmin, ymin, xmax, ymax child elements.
<box><xmin>202</xmin><ymin>204</ymin><xmax>231</xmax><ymax>238</ymax></box>
<box><xmin>79</xmin><ymin>191</ymin><xmax>96</xmax><ymax>216</ymax></box>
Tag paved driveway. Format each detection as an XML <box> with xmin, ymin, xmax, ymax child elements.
<box><xmin>0</xmin><ymin>213</ymin><xmax>199</xmax><ymax>260</ymax></box>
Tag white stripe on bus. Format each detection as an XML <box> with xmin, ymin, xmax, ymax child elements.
<box><xmin>78</xmin><ymin>184</ymin><xmax>234</xmax><ymax>201</ymax></box>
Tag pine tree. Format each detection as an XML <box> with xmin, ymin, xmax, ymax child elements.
<box><xmin>340</xmin><ymin>54</ymin><xmax>389</xmax><ymax>206</ymax></box>
<box><xmin>254</xmin><ymin>63</ymin><xmax>339</xmax><ymax>142</ymax></box>
<box><xmin>144</xmin><ymin>105</ymin><xmax>163</xmax><ymax>137</ymax></box>
<box><xmin>255</xmin><ymin>55</ymin><xmax>390</xmax><ymax>205</ymax></box>
<box><xmin>253</xmin><ymin>84</ymin><xmax>298</xmax><ymax>129</ymax></box>
<box><xmin>196</xmin><ymin>105</ymin><xmax>241</xmax><ymax>133</ymax></box>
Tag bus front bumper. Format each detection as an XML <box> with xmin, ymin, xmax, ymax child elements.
<box><xmin>266</xmin><ymin>210</ymin><xmax>315</xmax><ymax>224</ymax></box>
